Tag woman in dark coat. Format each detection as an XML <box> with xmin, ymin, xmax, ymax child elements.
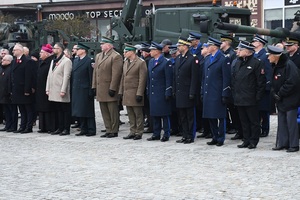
<box><xmin>36</xmin><ymin>44</ymin><xmax>55</xmax><ymax>133</ymax></box>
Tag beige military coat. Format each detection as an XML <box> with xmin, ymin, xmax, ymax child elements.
<box><xmin>119</xmin><ymin>57</ymin><xmax>147</xmax><ymax>107</ymax></box>
<box><xmin>92</xmin><ymin>49</ymin><xmax>123</xmax><ymax>102</ymax></box>
<box><xmin>46</xmin><ymin>55</ymin><xmax>72</xmax><ymax>102</ymax></box>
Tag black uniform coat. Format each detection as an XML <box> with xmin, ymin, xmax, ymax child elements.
<box><xmin>189</xmin><ymin>43</ymin><xmax>203</xmax><ymax>60</ymax></box>
<box><xmin>254</xmin><ymin>48</ymin><xmax>272</xmax><ymax>111</ymax></box>
<box><xmin>147</xmin><ymin>55</ymin><xmax>173</xmax><ymax>116</ymax></box>
<box><xmin>71</xmin><ymin>56</ymin><xmax>95</xmax><ymax>118</ymax></box>
<box><xmin>271</xmin><ymin>53</ymin><xmax>300</xmax><ymax>112</ymax></box>
<box><xmin>0</xmin><ymin>64</ymin><xmax>12</xmax><ymax>104</ymax></box>
<box><xmin>232</xmin><ymin>54</ymin><xmax>266</xmax><ymax>106</ymax></box>
<box><xmin>174</xmin><ymin>51</ymin><xmax>199</xmax><ymax>108</ymax></box>
<box><xmin>36</xmin><ymin>55</ymin><xmax>54</xmax><ymax>112</ymax></box>
<box><xmin>223</xmin><ymin>47</ymin><xmax>236</xmax><ymax>64</ymax></box>
<box><xmin>10</xmin><ymin>55</ymin><xmax>35</xmax><ymax>104</ymax></box>
<box><xmin>289</xmin><ymin>48</ymin><xmax>300</xmax><ymax>69</ymax></box>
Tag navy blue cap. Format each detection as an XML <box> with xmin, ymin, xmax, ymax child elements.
<box><xmin>169</xmin><ymin>44</ymin><xmax>178</xmax><ymax>54</ymax></box>
<box><xmin>188</xmin><ymin>32</ymin><xmax>202</xmax><ymax>41</ymax></box>
<box><xmin>177</xmin><ymin>36</ymin><xmax>191</xmax><ymax>46</ymax></box>
<box><xmin>252</xmin><ymin>34</ymin><xmax>268</xmax><ymax>45</ymax></box>
<box><xmin>207</xmin><ymin>37</ymin><xmax>222</xmax><ymax>47</ymax></box>
<box><xmin>160</xmin><ymin>39</ymin><xmax>172</xmax><ymax>47</ymax></box>
<box><xmin>266</xmin><ymin>45</ymin><xmax>284</xmax><ymax>55</ymax></box>
<box><xmin>220</xmin><ymin>34</ymin><xmax>234</xmax><ymax>42</ymax></box>
<box><xmin>149</xmin><ymin>41</ymin><xmax>163</xmax><ymax>50</ymax></box>
<box><xmin>140</xmin><ymin>42</ymin><xmax>150</xmax><ymax>52</ymax></box>
<box><xmin>238</xmin><ymin>40</ymin><xmax>255</xmax><ymax>50</ymax></box>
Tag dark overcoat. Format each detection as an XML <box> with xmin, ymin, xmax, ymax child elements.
<box><xmin>147</xmin><ymin>55</ymin><xmax>173</xmax><ymax>116</ymax></box>
<box><xmin>36</xmin><ymin>55</ymin><xmax>54</xmax><ymax>112</ymax></box>
<box><xmin>231</xmin><ymin>54</ymin><xmax>266</xmax><ymax>106</ymax></box>
<box><xmin>10</xmin><ymin>55</ymin><xmax>35</xmax><ymax>104</ymax></box>
<box><xmin>271</xmin><ymin>54</ymin><xmax>300</xmax><ymax>112</ymax></box>
<box><xmin>202</xmin><ymin>50</ymin><xmax>231</xmax><ymax>118</ymax></box>
<box><xmin>173</xmin><ymin>51</ymin><xmax>199</xmax><ymax>108</ymax></box>
<box><xmin>0</xmin><ymin>64</ymin><xmax>12</xmax><ymax>104</ymax></box>
<box><xmin>71</xmin><ymin>56</ymin><xmax>95</xmax><ymax>118</ymax></box>
<box><xmin>254</xmin><ymin>48</ymin><xmax>272</xmax><ymax>111</ymax></box>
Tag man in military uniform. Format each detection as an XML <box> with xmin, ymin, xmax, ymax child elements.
<box><xmin>232</xmin><ymin>41</ymin><xmax>266</xmax><ymax>149</ymax></box>
<box><xmin>252</xmin><ymin>34</ymin><xmax>272</xmax><ymax>137</ymax></box>
<box><xmin>267</xmin><ymin>45</ymin><xmax>300</xmax><ymax>152</ymax></box>
<box><xmin>174</xmin><ymin>37</ymin><xmax>199</xmax><ymax>144</ymax></box>
<box><xmin>92</xmin><ymin>36</ymin><xmax>123</xmax><ymax>138</ymax></box>
<box><xmin>119</xmin><ymin>44</ymin><xmax>147</xmax><ymax>140</ymax></box>
<box><xmin>71</xmin><ymin>43</ymin><xmax>96</xmax><ymax>137</ymax></box>
<box><xmin>202</xmin><ymin>37</ymin><xmax>231</xmax><ymax>147</ymax></box>
<box><xmin>188</xmin><ymin>32</ymin><xmax>203</xmax><ymax>60</ymax></box>
<box><xmin>146</xmin><ymin>42</ymin><xmax>173</xmax><ymax>142</ymax></box>
<box><xmin>284</xmin><ymin>37</ymin><xmax>300</xmax><ymax>69</ymax></box>
<box><xmin>160</xmin><ymin>39</ymin><xmax>172</xmax><ymax>59</ymax></box>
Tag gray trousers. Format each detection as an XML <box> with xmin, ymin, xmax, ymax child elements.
<box><xmin>100</xmin><ymin>101</ymin><xmax>119</xmax><ymax>134</ymax></box>
<box><xmin>127</xmin><ymin>106</ymin><xmax>144</xmax><ymax>136</ymax></box>
<box><xmin>277</xmin><ymin>109</ymin><xmax>299</xmax><ymax>148</ymax></box>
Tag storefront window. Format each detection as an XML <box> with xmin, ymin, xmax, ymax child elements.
<box><xmin>264</xmin><ymin>9</ymin><xmax>283</xmax><ymax>29</ymax></box>
<box><xmin>285</xmin><ymin>7</ymin><xmax>300</xmax><ymax>30</ymax></box>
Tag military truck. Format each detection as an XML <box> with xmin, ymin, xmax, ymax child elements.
<box><xmin>110</xmin><ymin>0</ymin><xmax>253</xmax><ymax>50</ymax></box>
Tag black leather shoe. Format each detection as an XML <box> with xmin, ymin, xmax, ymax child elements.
<box><xmin>231</xmin><ymin>134</ymin><xmax>243</xmax><ymax>140</ymax></box>
<box><xmin>272</xmin><ymin>146</ymin><xmax>287</xmax><ymax>151</ymax></box>
<box><xmin>133</xmin><ymin>135</ymin><xmax>142</xmax><ymax>140</ymax></box>
<box><xmin>227</xmin><ymin>129</ymin><xmax>237</xmax><ymax>134</ymax></box>
<box><xmin>216</xmin><ymin>142</ymin><xmax>224</xmax><ymax>146</ymax></box>
<box><xmin>184</xmin><ymin>139</ymin><xmax>194</xmax><ymax>144</ymax></box>
<box><xmin>14</xmin><ymin>128</ymin><xmax>25</xmax><ymax>133</ymax></box>
<box><xmin>107</xmin><ymin>133</ymin><xmax>118</xmax><ymax>138</ymax></box>
<box><xmin>86</xmin><ymin>133</ymin><xmax>96</xmax><ymax>137</ymax></box>
<box><xmin>197</xmin><ymin>133</ymin><xmax>208</xmax><ymax>138</ymax></box>
<box><xmin>205</xmin><ymin>134</ymin><xmax>212</xmax><ymax>139</ymax></box>
<box><xmin>260</xmin><ymin>131</ymin><xmax>269</xmax><ymax>137</ymax></box>
<box><xmin>0</xmin><ymin>128</ymin><xmax>7</xmax><ymax>131</ymax></box>
<box><xmin>147</xmin><ymin>136</ymin><xmax>160</xmax><ymax>141</ymax></box>
<box><xmin>207</xmin><ymin>140</ymin><xmax>218</xmax><ymax>145</ymax></box>
<box><xmin>21</xmin><ymin>129</ymin><xmax>33</xmax><ymax>134</ymax></box>
<box><xmin>100</xmin><ymin>133</ymin><xmax>109</xmax><ymax>138</ymax></box>
<box><xmin>51</xmin><ymin>129</ymin><xmax>62</xmax><ymax>135</ymax></box>
<box><xmin>237</xmin><ymin>142</ymin><xmax>250</xmax><ymax>148</ymax></box>
<box><xmin>160</xmin><ymin>136</ymin><xmax>169</xmax><ymax>142</ymax></box>
<box><xmin>71</xmin><ymin>124</ymin><xmax>80</xmax><ymax>128</ymax></box>
<box><xmin>123</xmin><ymin>134</ymin><xmax>135</xmax><ymax>139</ymax></box>
<box><xmin>101</xmin><ymin>129</ymin><xmax>106</xmax><ymax>132</ymax></box>
<box><xmin>176</xmin><ymin>138</ymin><xmax>186</xmax><ymax>143</ymax></box>
<box><xmin>286</xmin><ymin>147</ymin><xmax>299</xmax><ymax>153</ymax></box>
<box><xmin>248</xmin><ymin>143</ymin><xmax>256</xmax><ymax>149</ymax></box>
<box><xmin>75</xmin><ymin>132</ymin><xmax>87</xmax><ymax>136</ymax></box>
<box><xmin>37</xmin><ymin>129</ymin><xmax>47</xmax><ymax>133</ymax></box>
<box><xmin>143</xmin><ymin>128</ymin><xmax>153</xmax><ymax>133</ymax></box>
<box><xmin>59</xmin><ymin>130</ymin><xmax>70</xmax><ymax>136</ymax></box>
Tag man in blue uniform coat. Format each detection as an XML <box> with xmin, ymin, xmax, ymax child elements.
<box><xmin>71</xmin><ymin>43</ymin><xmax>96</xmax><ymax>136</ymax></box>
<box><xmin>252</xmin><ymin>34</ymin><xmax>272</xmax><ymax>137</ymax></box>
<box><xmin>146</xmin><ymin>42</ymin><xmax>173</xmax><ymax>142</ymax></box>
<box><xmin>202</xmin><ymin>37</ymin><xmax>231</xmax><ymax>146</ymax></box>
<box><xmin>174</xmin><ymin>37</ymin><xmax>199</xmax><ymax>144</ymax></box>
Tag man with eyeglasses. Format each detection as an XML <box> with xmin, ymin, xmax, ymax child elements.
<box><xmin>232</xmin><ymin>41</ymin><xmax>266</xmax><ymax>149</ymax></box>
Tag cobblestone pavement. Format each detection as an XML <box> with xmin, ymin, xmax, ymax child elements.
<box><xmin>1</xmin><ymin>102</ymin><xmax>300</xmax><ymax>200</ymax></box>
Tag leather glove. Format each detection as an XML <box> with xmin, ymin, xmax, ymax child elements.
<box><xmin>108</xmin><ymin>89</ymin><xmax>116</xmax><ymax>97</ymax></box>
<box><xmin>136</xmin><ymin>95</ymin><xmax>143</xmax><ymax>103</ymax></box>
<box><xmin>165</xmin><ymin>95</ymin><xmax>171</xmax><ymax>101</ymax></box>
<box><xmin>189</xmin><ymin>94</ymin><xmax>194</xmax><ymax>100</ymax></box>
<box><xmin>273</xmin><ymin>93</ymin><xmax>281</xmax><ymax>102</ymax></box>
<box><xmin>222</xmin><ymin>97</ymin><xmax>230</xmax><ymax>105</ymax></box>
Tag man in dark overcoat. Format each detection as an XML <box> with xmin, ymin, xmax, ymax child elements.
<box><xmin>71</xmin><ymin>43</ymin><xmax>96</xmax><ymax>137</ymax></box>
<box><xmin>10</xmin><ymin>43</ymin><xmax>35</xmax><ymax>133</ymax></box>
<box><xmin>284</xmin><ymin>37</ymin><xmax>300</xmax><ymax>69</ymax></box>
<box><xmin>252</xmin><ymin>34</ymin><xmax>272</xmax><ymax>137</ymax></box>
<box><xmin>202</xmin><ymin>37</ymin><xmax>231</xmax><ymax>146</ymax></box>
<box><xmin>267</xmin><ymin>45</ymin><xmax>300</xmax><ymax>152</ymax></box>
<box><xmin>146</xmin><ymin>42</ymin><xmax>173</xmax><ymax>142</ymax></box>
<box><xmin>174</xmin><ymin>37</ymin><xmax>199</xmax><ymax>144</ymax></box>
<box><xmin>36</xmin><ymin>44</ymin><xmax>55</xmax><ymax>133</ymax></box>
<box><xmin>232</xmin><ymin>41</ymin><xmax>266</xmax><ymax>149</ymax></box>
<box><xmin>0</xmin><ymin>55</ymin><xmax>16</xmax><ymax>132</ymax></box>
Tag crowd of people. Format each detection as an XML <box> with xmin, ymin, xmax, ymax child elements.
<box><xmin>1</xmin><ymin>32</ymin><xmax>300</xmax><ymax>153</ymax></box>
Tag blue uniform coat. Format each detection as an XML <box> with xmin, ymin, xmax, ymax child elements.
<box><xmin>147</xmin><ymin>55</ymin><xmax>173</xmax><ymax>116</ymax></box>
<box><xmin>202</xmin><ymin>50</ymin><xmax>231</xmax><ymax>118</ymax></box>
<box><xmin>71</xmin><ymin>56</ymin><xmax>95</xmax><ymax>118</ymax></box>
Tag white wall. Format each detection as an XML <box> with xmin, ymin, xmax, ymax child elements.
<box><xmin>264</xmin><ymin>0</ymin><xmax>283</xmax><ymax>9</ymax></box>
